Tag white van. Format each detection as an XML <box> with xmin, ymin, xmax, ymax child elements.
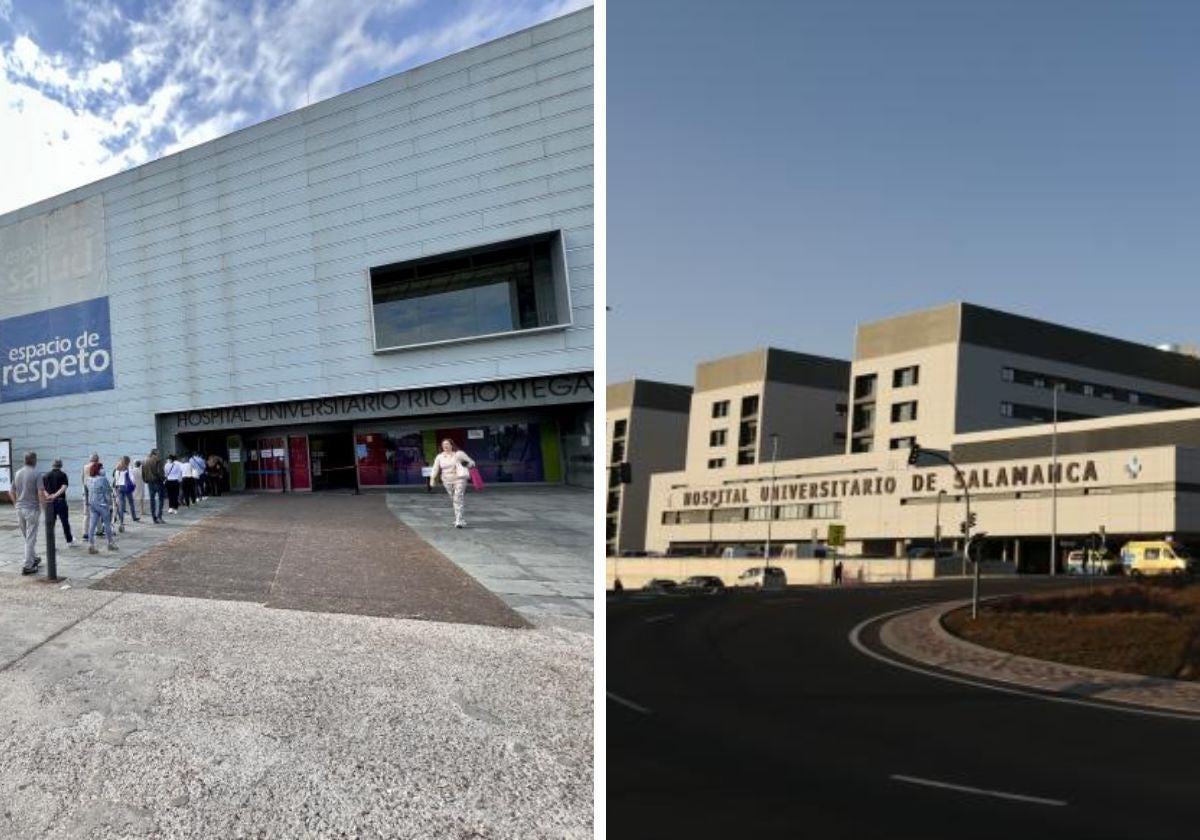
<box><xmin>735</xmin><ymin>566</ymin><xmax>787</xmax><ymax>591</ymax></box>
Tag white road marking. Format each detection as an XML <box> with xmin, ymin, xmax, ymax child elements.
<box><xmin>644</xmin><ymin>613</ymin><xmax>675</xmax><ymax>623</ymax></box>
<box><xmin>848</xmin><ymin>603</ymin><xmax>1200</xmax><ymax>723</ymax></box>
<box><xmin>607</xmin><ymin>691</ymin><xmax>652</xmax><ymax>715</ymax></box>
<box><xmin>890</xmin><ymin>774</ymin><xmax>1067</xmax><ymax>807</ymax></box>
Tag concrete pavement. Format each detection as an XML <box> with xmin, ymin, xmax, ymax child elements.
<box><xmin>0</xmin><ymin>489</ymin><xmax>593</xmax><ymax>838</ymax></box>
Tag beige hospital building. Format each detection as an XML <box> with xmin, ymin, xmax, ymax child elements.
<box><xmin>608</xmin><ymin>302</ymin><xmax>1200</xmax><ymax>581</ymax></box>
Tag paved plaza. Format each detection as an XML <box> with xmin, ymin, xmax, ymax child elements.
<box><xmin>386</xmin><ymin>486</ymin><xmax>594</xmax><ymax>633</ymax></box>
<box><xmin>0</xmin><ymin>488</ymin><xmax>593</xmax><ymax>838</ymax></box>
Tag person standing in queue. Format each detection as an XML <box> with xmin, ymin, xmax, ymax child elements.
<box><xmin>42</xmin><ymin>458</ymin><xmax>76</xmax><ymax>549</ymax></box>
<box><xmin>164</xmin><ymin>454</ymin><xmax>183</xmax><ymax>514</ymax></box>
<box><xmin>10</xmin><ymin>451</ymin><xmax>49</xmax><ymax>574</ymax></box>
<box><xmin>113</xmin><ymin>455</ymin><xmax>140</xmax><ymax>532</ymax></box>
<box><xmin>144</xmin><ymin>448</ymin><xmax>166</xmax><ymax>523</ymax></box>
<box><xmin>429</xmin><ymin>438</ymin><xmax>476</xmax><ymax>529</ymax></box>
<box><xmin>80</xmin><ymin>452</ymin><xmax>100</xmax><ymax>541</ymax></box>
<box><xmin>86</xmin><ymin>462</ymin><xmax>118</xmax><ymax>554</ymax></box>
<box><xmin>180</xmin><ymin>454</ymin><xmax>196</xmax><ymax>508</ymax></box>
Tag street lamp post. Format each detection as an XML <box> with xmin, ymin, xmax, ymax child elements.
<box><xmin>1050</xmin><ymin>383</ymin><xmax>1062</xmax><ymax>576</ymax></box>
<box><xmin>909</xmin><ymin>443</ymin><xmax>981</xmax><ymax>618</ymax></box>
<box><xmin>765</xmin><ymin>433</ymin><xmax>780</xmax><ymax>568</ymax></box>
<box><xmin>934</xmin><ymin>489</ymin><xmax>947</xmax><ymax>556</ymax></box>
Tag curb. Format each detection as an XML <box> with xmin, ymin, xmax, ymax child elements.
<box><xmin>877</xmin><ymin>600</ymin><xmax>1200</xmax><ymax>717</ymax></box>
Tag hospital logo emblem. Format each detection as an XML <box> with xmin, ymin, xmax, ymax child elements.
<box><xmin>1125</xmin><ymin>455</ymin><xmax>1143</xmax><ymax>480</ymax></box>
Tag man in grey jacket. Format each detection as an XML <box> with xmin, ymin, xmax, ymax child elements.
<box><xmin>10</xmin><ymin>451</ymin><xmax>49</xmax><ymax>574</ymax></box>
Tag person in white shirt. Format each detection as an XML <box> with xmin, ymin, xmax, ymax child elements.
<box><xmin>180</xmin><ymin>456</ymin><xmax>197</xmax><ymax>508</ymax></box>
<box><xmin>429</xmin><ymin>438</ymin><xmax>476</xmax><ymax>528</ymax></box>
<box><xmin>164</xmin><ymin>455</ymin><xmax>184</xmax><ymax>513</ymax></box>
<box><xmin>131</xmin><ymin>460</ymin><xmax>146</xmax><ymax>513</ymax></box>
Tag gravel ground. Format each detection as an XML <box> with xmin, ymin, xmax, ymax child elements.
<box><xmin>0</xmin><ymin>577</ymin><xmax>592</xmax><ymax>839</ymax></box>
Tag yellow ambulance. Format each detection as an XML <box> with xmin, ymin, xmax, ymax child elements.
<box><xmin>1119</xmin><ymin>540</ymin><xmax>1196</xmax><ymax>577</ymax></box>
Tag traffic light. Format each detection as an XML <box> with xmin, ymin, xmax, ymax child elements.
<box><xmin>960</xmin><ymin>512</ymin><xmax>978</xmax><ymax>534</ymax></box>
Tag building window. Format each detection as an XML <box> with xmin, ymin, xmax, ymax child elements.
<box><xmin>748</xmin><ymin>506</ymin><xmax>776</xmax><ymax>522</ymax></box>
<box><xmin>613</xmin><ymin>419</ymin><xmax>627</xmax><ymax>440</ymax></box>
<box><xmin>890</xmin><ymin>436</ymin><xmax>916</xmax><ymax>450</ymax></box>
<box><xmin>835</xmin><ymin>402</ymin><xmax>847</xmax><ymax>417</ymax></box>
<box><xmin>852</xmin><ymin>404</ymin><xmax>874</xmax><ymax>434</ymax></box>
<box><xmin>854</xmin><ymin>374</ymin><xmax>877</xmax><ymax>400</ymax></box>
<box><xmin>712</xmin><ymin>400</ymin><xmax>730</xmax><ymax>419</ymax></box>
<box><xmin>851</xmin><ymin>438</ymin><xmax>873</xmax><ymax>453</ymax></box>
<box><xmin>1001</xmin><ymin>367</ymin><xmax>1014</xmax><ymax>382</ymax></box>
<box><xmin>737</xmin><ymin>449</ymin><xmax>756</xmax><ymax>465</ymax></box>
<box><xmin>1082</xmin><ymin>384</ymin><xmax>1094</xmax><ymax>397</ymax></box>
<box><xmin>1129</xmin><ymin>392</ymin><xmax>1140</xmax><ymax>405</ymax></box>
<box><xmin>606</xmin><ymin>518</ymin><xmax>617</xmax><ymax>540</ymax></box>
<box><xmin>891</xmin><ymin>401</ymin><xmax>918</xmax><ymax>423</ymax></box>
<box><xmin>708</xmin><ymin>458</ymin><xmax>725</xmax><ymax>469</ymax></box>
<box><xmin>739</xmin><ymin>419</ymin><xmax>758</xmax><ymax>448</ymax></box>
<box><xmin>710</xmin><ymin>429</ymin><xmax>727</xmax><ymax>447</ymax></box>
<box><xmin>610</xmin><ymin>440</ymin><xmax>625</xmax><ymax>464</ymax></box>
<box><xmin>1000</xmin><ymin>402</ymin><xmax>1014</xmax><ymax>417</ymax></box>
<box><xmin>893</xmin><ymin>366</ymin><xmax>919</xmax><ymax>388</ymax></box>
<box><xmin>741</xmin><ymin>395</ymin><xmax>760</xmax><ymax>417</ymax></box>
<box><xmin>712</xmin><ymin>507</ymin><xmax>746</xmax><ymax>523</ymax></box>
<box><xmin>607</xmin><ymin>491</ymin><xmax>621</xmax><ymax>514</ymax></box>
<box><xmin>370</xmin><ymin>232</ymin><xmax>567</xmax><ymax>351</ymax></box>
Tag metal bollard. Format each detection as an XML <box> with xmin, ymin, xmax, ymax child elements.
<box><xmin>43</xmin><ymin>501</ymin><xmax>61</xmax><ymax>582</ymax></box>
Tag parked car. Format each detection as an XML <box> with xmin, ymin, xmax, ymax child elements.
<box><xmin>679</xmin><ymin>575</ymin><xmax>725</xmax><ymax>593</ymax></box>
<box><xmin>735</xmin><ymin>566</ymin><xmax>787</xmax><ymax>591</ymax></box>
<box><xmin>642</xmin><ymin>578</ymin><xmax>679</xmax><ymax>593</ymax></box>
<box><xmin>1066</xmin><ymin>548</ymin><xmax>1116</xmax><ymax>575</ymax></box>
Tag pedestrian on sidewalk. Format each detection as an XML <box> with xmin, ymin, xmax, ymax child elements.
<box><xmin>131</xmin><ymin>459</ymin><xmax>145</xmax><ymax>514</ymax></box>
<box><xmin>144</xmin><ymin>449</ymin><xmax>166</xmax><ymax>523</ymax></box>
<box><xmin>85</xmin><ymin>462</ymin><xmax>118</xmax><ymax>553</ymax></box>
<box><xmin>190</xmin><ymin>451</ymin><xmax>208</xmax><ymax>500</ymax></box>
<box><xmin>429</xmin><ymin>438</ymin><xmax>476</xmax><ymax>529</ymax></box>
<box><xmin>833</xmin><ymin>559</ymin><xmax>844</xmax><ymax>585</ymax></box>
<box><xmin>10</xmin><ymin>451</ymin><xmax>48</xmax><ymax>574</ymax></box>
<box><xmin>42</xmin><ymin>458</ymin><xmax>75</xmax><ymax>548</ymax></box>
<box><xmin>180</xmin><ymin>454</ymin><xmax>196</xmax><ymax>508</ymax></box>
<box><xmin>164</xmin><ymin>454</ymin><xmax>183</xmax><ymax>513</ymax></box>
<box><xmin>113</xmin><ymin>456</ymin><xmax>140</xmax><ymax>531</ymax></box>
<box><xmin>80</xmin><ymin>452</ymin><xmax>101</xmax><ymax>541</ymax></box>
<box><xmin>207</xmin><ymin>453</ymin><xmax>224</xmax><ymax>497</ymax></box>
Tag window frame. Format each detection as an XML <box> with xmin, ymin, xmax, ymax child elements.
<box><xmin>367</xmin><ymin>231</ymin><xmax>573</xmax><ymax>354</ymax></box>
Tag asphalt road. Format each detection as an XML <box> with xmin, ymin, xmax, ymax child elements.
<box><xmin>608</xmin><ymin>579</ymin><xmax>1200</xmax><ymax>839</ymax></box>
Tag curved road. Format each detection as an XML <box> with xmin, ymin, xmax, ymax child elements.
<box><xmin>608</xmin><ymin>579</ymin><xmax>1200</xmax><ymax>839</ymax></box>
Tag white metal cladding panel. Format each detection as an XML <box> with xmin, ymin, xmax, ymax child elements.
<box><xmin>0</xmin><ymin>10</ymin><xmax>592</xmax><ymax>479</ymax></box>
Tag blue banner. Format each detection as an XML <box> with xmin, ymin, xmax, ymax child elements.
<box><xmin>0</xmin><ymin>297</ymin><xmax>114</xmax><ymax>403</ymax></box>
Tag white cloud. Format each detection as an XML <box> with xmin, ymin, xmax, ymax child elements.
<box><xmin>0</xmin><ymin>0</ymin><xmax>590</xmax><ymax>216</ymax></box>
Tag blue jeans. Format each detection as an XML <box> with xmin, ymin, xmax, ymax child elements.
<box><xmin>116</xmin><ymin>489</ymin><xmax>138</xmax><ymax>524</ymax></box>
<box><xmin>88</xmin><ymin>504</ymin><xmax>114</xmax><ymax>547</ymax></box>
<box><xmin>149</xmin><ymin>480</ymin><xmax>165</xmax><ymax>520</ymax></box>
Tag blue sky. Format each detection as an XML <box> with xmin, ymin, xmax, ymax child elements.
<box><xmin>608</xmin><ymin>0</ymin><xmax>1200</xmax><ymax>385</ymax></box>
<box><xmin>0</xmin><ymin>0</ymin><xmax>587</xmax><ymax>215</ymax></box>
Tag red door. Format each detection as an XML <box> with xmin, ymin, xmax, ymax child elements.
<box><xmin>289</xmin><ymin>436</ymin><xmax>311</xmax><ymax>491</ymax></box>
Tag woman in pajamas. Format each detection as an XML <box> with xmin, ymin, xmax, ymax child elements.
<box><xmin>429</xmin><ymin>439</ymin><xmax>476</xmax><ymax>528</ymax></box>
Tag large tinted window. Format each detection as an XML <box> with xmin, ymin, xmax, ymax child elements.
<box><xmin>370</xmin><ymin>234</ymin><xmax>564</xmax><ymax>350</ymax></box>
